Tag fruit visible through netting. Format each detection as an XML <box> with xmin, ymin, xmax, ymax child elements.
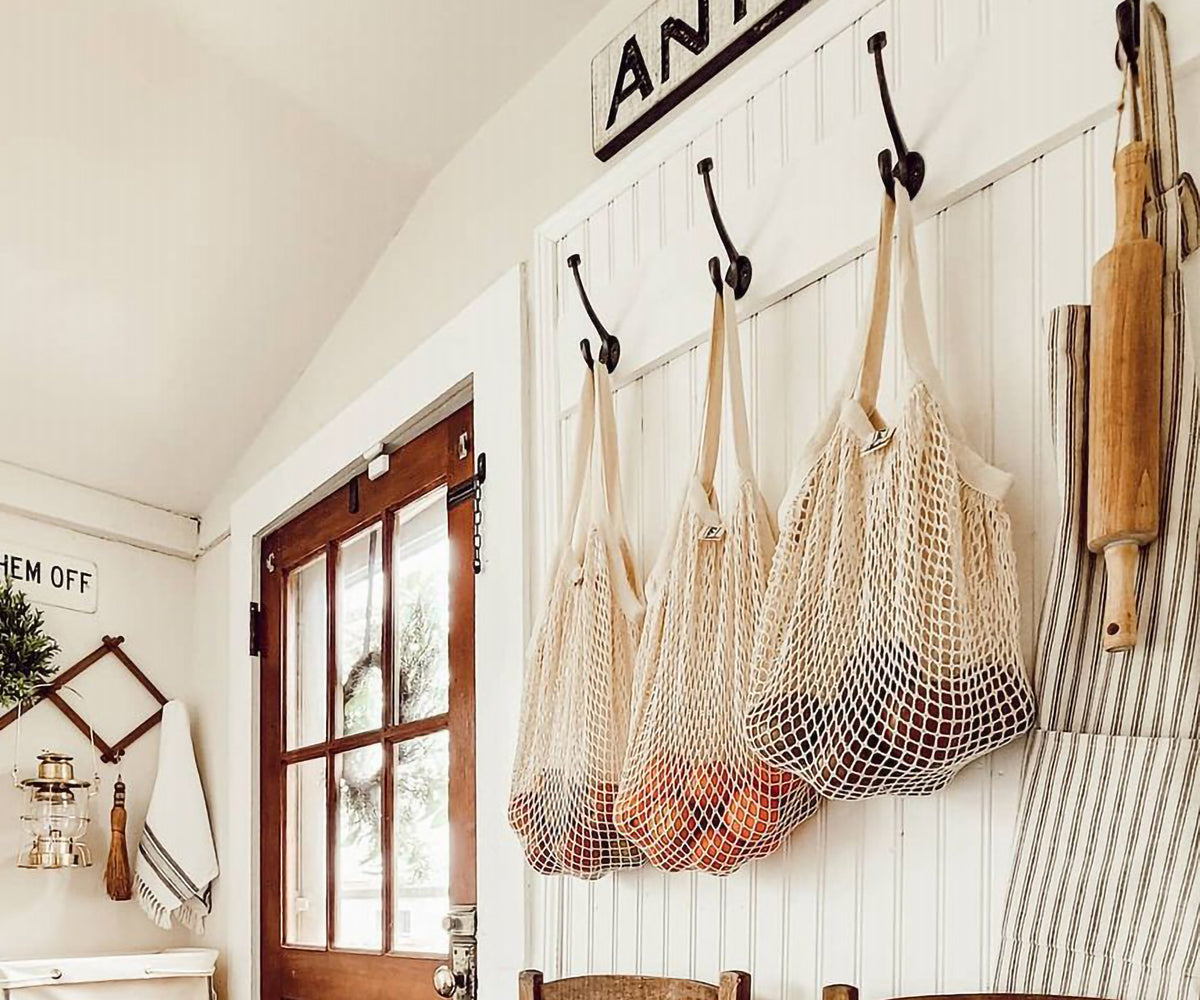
<box><xmin>615</xmin><ymin>757</ymin><xmax>818</xmax><ymax>873</ymax></box>
<box><xmin>509</xmin><ymin>770</ymin><xmax>641</xmax><ymax>878</ymax></box>
<box><xmin>747</xmin><ymin>641</ymin><xmax>1033</xmax><ymax>798</ymax></box>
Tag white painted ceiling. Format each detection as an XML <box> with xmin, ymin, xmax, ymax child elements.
<box><xmin>0</xmin><ymin>0</ymin><xmax>603</xmax><ymax>514</ymax></box>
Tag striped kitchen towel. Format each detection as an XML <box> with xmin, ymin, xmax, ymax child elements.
<box><xmin>995</xmin><ymin>6</ymin><xmax>1200</xmax><ymax>1000</ymax></box>
<box><xmin>134</xmin><ymin>701</ymin><xmax>219</xmax><ymax>933</ymax></box>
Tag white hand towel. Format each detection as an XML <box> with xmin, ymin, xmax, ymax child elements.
<box><xmin>134</xmin><ymin>701</ymin><xmax>219</xmax><ymax>933</ymax></box>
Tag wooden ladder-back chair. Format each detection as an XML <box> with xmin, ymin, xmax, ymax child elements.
<box><xmin>521</xmin><ymin>970</ymin><xmax>751</xmax><ymax>1000</ymax></box>
<box><xmin>824</xmin><ymin>985</ymin><xmax>1108</xmax><ymax>1000</ymax></box>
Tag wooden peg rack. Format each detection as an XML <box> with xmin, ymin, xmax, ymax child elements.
<box><xmin>0</xmin><ymin>635</ymin><xmax>168</xmax><ymax>764</ymax></box>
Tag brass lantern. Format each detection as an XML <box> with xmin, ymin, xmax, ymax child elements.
<box><xmin>16</xmin><ymin>751</ymin><xmax>95</xmax><ymax>869</ymax></box>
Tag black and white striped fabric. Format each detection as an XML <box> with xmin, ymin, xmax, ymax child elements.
<box><xmin>134</xmin><ymin>701</ymin><xmax>219</xmax><ymax>933</ymax></box>
<box><xmin>995</xmin><ymin>6</ymin><xmax>1200</xmax><ymax>999</ymax></box>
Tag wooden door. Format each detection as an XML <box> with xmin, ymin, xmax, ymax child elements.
<box><xmin>260</xmin><ymin>405</ymin><xmax>476</xmax><ymax>1000</ymax></box>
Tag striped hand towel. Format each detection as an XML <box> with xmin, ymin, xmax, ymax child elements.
<box><xmin>134</xmin><ymin>701</ymin><xmax>219</xmax><ymax>933</ymax></box>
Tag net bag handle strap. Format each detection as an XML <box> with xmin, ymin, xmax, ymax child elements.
<box><xmin>595</xmin><ymin>361</ymin><xmax>645</xmax><ymax>617</ymax></box>
<box><xmin>695</xmin><ymin>288</ymin><xmax>727</xmax><ymax>491</ymax></box>
<box><xmin>554</xmin><ymin>367</ymin><xmax>597</xmax><ymax>569</ymax></box>
<box><xmin>847</xmin><ymin>193</ymin><xmax>897</xmax><ymax>418</ymax></box>
<box><xmin>594</xmin><ymin>361</ymin><xmax>629</xmax><ymax>539</ymax></box>
<box><xmin>894</xmin><ymin>186</ymin><xmax>967</xmax><ymax>440</ymax></box>
<box><xmin>788</xmin><ymin>193</ymin><xmax>895</xmax><ymax>495</ymax></box>
<box><xmin>722</xmin><ymin>282</ymin><xmax>756</xmax><ymax>481</ymax></box>
<box><xmin>695</xmin><ymin>281</ymin><xmax>760</xmax><ymax>491</ymax></box>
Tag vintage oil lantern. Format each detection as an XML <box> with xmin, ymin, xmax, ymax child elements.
<box><xmin>15</xmin><ymin>751</ymin><xmax>96</xmax><ymax>869</ymax></box>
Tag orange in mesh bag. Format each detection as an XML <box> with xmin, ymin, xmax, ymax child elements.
<box><xmin>615</xmin><ymin>283</ymin><xmax>821</xmax><ymax>874</ymax></box>
<box><xmin>508</xmin><ymin>360</ymin><xmax>645</xmax><ymax>878</ymax></box>
<box><xmin>746</xmin><ymin>190</ymin><xmax>1035</xmax><ymax>800</ymax></box>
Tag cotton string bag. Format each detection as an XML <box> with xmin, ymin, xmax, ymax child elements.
<box><xmin>746</xmin><ymin>187</ymin><xmax>1036</xmax><ymax>800</ymax></box>
<box><xmin>996</xmin><ymin>7</ymin><xmax>1200</xmax><ymax>998</ymax></box>
<box><xmin>508</xmin><ymin>359</ymin><xmax>645</xmax><ymax>878</ymax></box>
<box><xmin>614</xmin><ymin>283</ymin><xmax>821</xmax><ymax>874</ymax></box>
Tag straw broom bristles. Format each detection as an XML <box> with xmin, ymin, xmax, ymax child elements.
<box><xmin>104</xmin><ymin>776</ymin><xmax>132</xmax><ymax>901</ymax></box>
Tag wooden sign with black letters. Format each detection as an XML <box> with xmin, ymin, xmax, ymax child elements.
<box><xmin>592</xmin><ymin>0</ymin><xmax>813</xmax><ymax>161</ymax></box>
<box><xmin>0</xmin><ymin>541</ymin><xmax>98</xmax><ymax>613</ymax></box>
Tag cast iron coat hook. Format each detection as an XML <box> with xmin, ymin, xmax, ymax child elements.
<box><xmin>697</xmin><ymin>158</ymin><xmax>753</xmax><ymax>299</ymax></box>
<box><xmin>1115</xmin><ymin>0</ymin><xmax>1140</xmax><ymax>69</ymax></box>
<box><xmin>567</xmin><ymin>254</ymin><xmax>620</xmax><ymax>373</ymax></box>
<box><xmin>867</xmin><ymin>32</ymin><xmax>925</xmax><ymax>200</ymax></box>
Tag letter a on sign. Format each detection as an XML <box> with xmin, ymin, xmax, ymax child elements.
<box><xmin>606</xmin><ymin>36</ymin><xmax>654</xmax><ymax>128</ymax></box>
<box><xmin>592</xmin><ymin>0</ymin><xmax>813</xmax><ymax>160</ymax></box>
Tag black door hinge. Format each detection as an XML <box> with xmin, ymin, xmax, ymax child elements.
<box><xmin>249</xmin><ymin>601</ymin><xmax>263</xmax><ymax>657</ymax></box>
<box><xmin>447</xmin><ymin>453</ymin><xmax>486</xmax><ymax>574</ymax></box>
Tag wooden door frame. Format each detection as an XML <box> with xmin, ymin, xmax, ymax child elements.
<box><xmin>258</xmin><ymin>405</ymin><xmax>476</xmax><ymax>1000</ymax></box>
<box><xmin>223</xmin><ymin>268</ymin><xmax>528</xmax><ymax>1000</ymax></box>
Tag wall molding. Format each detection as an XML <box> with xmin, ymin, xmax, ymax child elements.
<box><xmin>0</xmin><ymin>460</ymin><xmax>199</xmax><ymax>560</ymax></box>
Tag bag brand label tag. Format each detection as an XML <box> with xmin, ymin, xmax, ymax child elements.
<box><xmin>862</xmin><ymin>427</ymin><xmax>896</xmax><ymax>455</ymax></box>
<box><xmin>700</xmin><ymin>524</ymin><xmax>726</xmax><ymax>542</ymax></box>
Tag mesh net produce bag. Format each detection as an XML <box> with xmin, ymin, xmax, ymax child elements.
<box><xmin>746</xmin><ymin>190</ymin><xmax>1036</xmax><ymax>800</ymax></box>
<box><xmin>508</xmin><ymin>360</ymin><xmax>645</xmax><ymax>878</ymax></box>
<box><xmin>614</xmin><ymin>285</ymin><xmax>821</xmax><ymax>874</ymax></box>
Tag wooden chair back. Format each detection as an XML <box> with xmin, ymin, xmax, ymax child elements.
<box><xmin>521</xmin><ymin>970</ymin><xmax>751</xmax><ymax>1000</ymax></box>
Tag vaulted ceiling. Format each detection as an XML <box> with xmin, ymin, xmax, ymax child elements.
<box><xmin>0</xmin><ymin>0</ymin><xmax>604</xmax><ymax>513</ymax></box>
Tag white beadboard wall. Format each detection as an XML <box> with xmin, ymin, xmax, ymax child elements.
<box><xmin>525</xmin><ymin>0</ymin><xmax>1200</xmax><ymax>997</ymax></box>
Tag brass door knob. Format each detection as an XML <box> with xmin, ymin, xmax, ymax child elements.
<box><xmin>433</xmin><ymin>966</ymin><xmax>461</xmax><ymax>998</ymax></box>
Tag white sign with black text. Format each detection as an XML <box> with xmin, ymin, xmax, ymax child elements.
<box><xmin>0</xmin><ymin>541</ymin><xmax>98</xmax><ymax>613</ymax></box>
<box><xmin>592</xmin><ymin>0</ymin><xmax>812</xmax><ymax>160</ymax></box>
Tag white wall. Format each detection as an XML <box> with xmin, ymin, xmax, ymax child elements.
<box><xmin>0</xmin><ymin>509</ymin><xmax>197</xmax><ymax>959</ymax></box>
<box><xmin>197</xmin><ymin>0</ymin><xmax>757</xmax><ymax>544</ymax></box>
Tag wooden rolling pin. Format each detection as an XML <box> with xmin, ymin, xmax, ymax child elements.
<box><xmin>1087</xmin><ymin>140</ymin><xmax>1164</xmax><ymax>652</ymax></box>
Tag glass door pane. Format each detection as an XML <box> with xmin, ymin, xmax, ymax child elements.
<box><xmin>391</xmin><ymin>731</ymin><xmax>449</xmax><ymax>956</ymax></box>
<box><xmin>392</xmin><ymin>488</ymin><xmax>450</xmax><ymax>723</ymax></box>
<box><xmin>336</xmin><ymin>524</ymin><xmax>384</xmax><ymax>737</ymax></box>
<box><xmin>333</xmin><ymin>745</ymin><xmax>384</xmax><ymax>950</ymax></box>
<box><xmin>285</xmin><ymin>759</ymin><xmax>327</xmax><ymax>946</ymax></box>
<box><xmin>286</xmin><ymin>555</ymin><xmax>327</xmax><ymax>750</ymax></box>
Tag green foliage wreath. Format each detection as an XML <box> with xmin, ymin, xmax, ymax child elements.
<box><xmin>0</xmin><ymin>577</ymin><xmax>60</xmax><ymax>709</ymax></box>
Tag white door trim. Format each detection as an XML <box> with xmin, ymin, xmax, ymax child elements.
<box><xmin>222</xmin><ymin>266</ymin><xmax>529</xmax><ymax>1000</ymax></box>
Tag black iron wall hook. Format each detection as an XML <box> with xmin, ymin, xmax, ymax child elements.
<box><xmin>867</xmin><ymin>32</ymin><xmax>925</xmax><ymax>200</ymax></box>
<box><xmin>567</xmin><ymin>254</ymin><xmax>620</xmax><ymax>373</ymax></box>
<box><xmin>1115</xmin><ymin>0</ymin><xmax>1140</xmax><ymax>69</ymax></box>
<box><xmin>697</xmin><ymin>158</ymin><xmax>753</xmax><ymax>298</ymax></box>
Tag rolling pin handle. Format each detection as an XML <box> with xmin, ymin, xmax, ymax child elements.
<box><xmin>1102</xmin><ymin>541</ymin><xmax>1140</xmax><ymax>652</ymax></box>
<box><xmin>1113</xmin><ymin>142</ymin><xmax>1150</xmax><ymax>244</ymax></box>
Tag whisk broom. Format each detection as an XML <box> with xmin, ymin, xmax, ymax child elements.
<box><xmin>104</xmin><ymin>777</ymin><xmax>132</xmax><ymax>901</ymax></box>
